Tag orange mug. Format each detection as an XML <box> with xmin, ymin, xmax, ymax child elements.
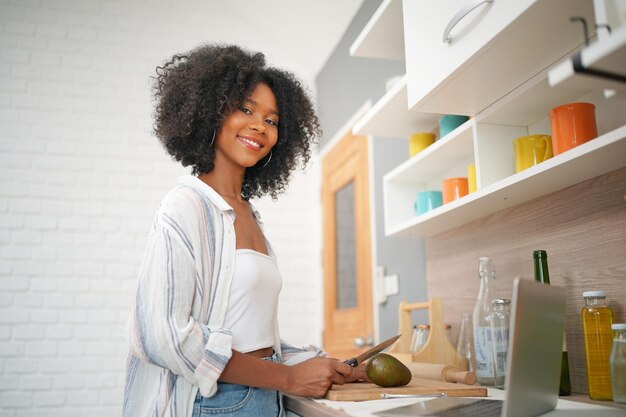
<box><xmin>549</xmin><ymin>102</ymin><xmax>598</xmax><ymax>155</ymax></box>
<box><xmin>442</xmin><ymin>177</ymin><xmax>469</xmax><ymax>204</ymax></box>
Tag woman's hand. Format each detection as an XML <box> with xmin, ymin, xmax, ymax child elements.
<box><xmin>283</xmin><ymin>357</ymin><xmax>354</xmax><ymax>398</ymax></box>
<box><xmin>345</xmin><ymin>362</ymin><xmax>370</xmax><ymax>383</ymax></box>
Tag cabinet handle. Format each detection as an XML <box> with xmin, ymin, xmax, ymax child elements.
<box><xmin>443</xmin><ymin>0</ymin><xmax>493</xmax><ymax>44</ymax></box>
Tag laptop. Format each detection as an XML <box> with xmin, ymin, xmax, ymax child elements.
<box><xmin>376</xmin><ymin>277</ymin><xmax>567</xmax><ymax>417</ymax></box>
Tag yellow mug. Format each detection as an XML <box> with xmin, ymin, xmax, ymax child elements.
<box><xmin>467</xmin><ymin>164</ymin><xmax>477</xmax><ymax>193</ymax></box>
<box><xmin>409</xmin><ymin>133</ymin><xmax>435</xmax><ymax>157</ymax></box>
<box><xmin>513</xmin><ymin>135</ymin><xmax>553</xmax><ymax>173</ymax></box>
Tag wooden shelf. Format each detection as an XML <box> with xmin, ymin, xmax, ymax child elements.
<box><xmin>349</xmin><ymin>0</ymin><xmax>404</xmax><ymax>60</ymax></box>
<box><xmin>384</xmin><ymin>125</ymin><xmax>626</xmax><ymax>237</ymax></box>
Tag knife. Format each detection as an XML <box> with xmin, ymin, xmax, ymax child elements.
<box><xmin>343</xmin><ymin>334</ymin><xmax>401</xmax><ymax>367</ymax></box>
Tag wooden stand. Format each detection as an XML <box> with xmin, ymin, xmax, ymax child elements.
<box><xmin>388</xmin><ymin>298</ymin><xmax>468</xmax><ymax>370</ymax></box>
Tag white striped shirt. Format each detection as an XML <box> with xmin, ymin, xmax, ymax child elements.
<box><xmin>123</xmin><ymin>175</ymin><xmax>318</xmax><ymax>417</ymax></box>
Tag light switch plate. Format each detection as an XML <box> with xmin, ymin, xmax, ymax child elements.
<box><xmin>375</xmin><ymin>266</ymin><xmax>387</xmax><ymax>304</ymax></box>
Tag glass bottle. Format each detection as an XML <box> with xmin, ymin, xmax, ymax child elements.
<box><xmin>533</xmin><ymin>250</ymin><xmax>571</xmax><ymax>395</ymax></box>
<box><xmin>457</xmin><ymin>313</ymin><xmax>476</xmax><ymax>372</ymax></box>
<box><xmin>490</xmin><ymin>298</ymin><xmax>510</xmax><ymax>388</ymax></box>
<box><xmin>473</xmin><ymin>256</ymin><xmax>497</xmax><ymax>386</ymax></box>
<box><xmin>610</xmin><ymin>323</ymin><xmax>626</xmax><ymax>403</ymax></box>
<box><xmin>581</xmin><ymin>291</ymin><xmax>613</xmax><ymax>400</ymax></box>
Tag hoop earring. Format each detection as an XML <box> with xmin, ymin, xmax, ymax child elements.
<box><xmin>261</xmin><ymin>151</ymin><xmax>272</xmax><ymax>168</ymax></box>
<box><xmin>209</xmin><ymin>130</ymin><xmax>216</xmax><ymax>147</ymax></box>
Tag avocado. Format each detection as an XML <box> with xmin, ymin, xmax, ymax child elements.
<box><xmin>365</xmin><ymin>353</ymin><xmax>412</xmax><ymax>387</ymax></box>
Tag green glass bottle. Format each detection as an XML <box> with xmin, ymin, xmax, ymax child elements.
<box><xmin>533</xmin><ymin>250</ymin><xmax>571</xmax><ymax>396</ymax></box>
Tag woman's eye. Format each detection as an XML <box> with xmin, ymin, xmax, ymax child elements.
<box><xmin>240</xmin><ymin>107</ymin><xmax>252</xmax><ymax>115</ymax></box>
<box><xmin>265</xmin><ymin>119</ymin><xmax>278</xmax><ymax>126</ymax></box>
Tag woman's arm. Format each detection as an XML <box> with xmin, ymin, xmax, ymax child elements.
<box><xmin>219</xmin><ymin>351</ymin><xmax>356</xmax><ymax>398</ymax></box>
<box><xmin>279</xmin><ymin>340</ymin><xmax>369</xmax><ymax>384</ymax></box>
<box><xmin>127</xmin><ymin>224</ymin><xmax>232</xmax><ymax>397</ymax></box>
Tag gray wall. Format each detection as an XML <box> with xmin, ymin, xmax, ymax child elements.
<box><xmin>371</xmin><ymin>139</ymin><xmax>429</xmax><ymax>340</ymax></box>
<box><xmin>316</xmin><ymin>1</ymin><xmax>403</xmax><ymax>147</ymax></box>
<box><xmin>316</xmin><ymin>0</ymin><xmax>428</xmax><ymax>342</ymax></box>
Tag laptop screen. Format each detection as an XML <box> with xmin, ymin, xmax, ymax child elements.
<box><xmin>502</xmin><ymin>278</ymin><xmax>566</xmax><ymax>417</ymax></box>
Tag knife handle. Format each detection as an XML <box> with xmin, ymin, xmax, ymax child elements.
<box><xmin>344</xmin><ymin>357</ymin><xmax>358</xmax><ymax>367</ymax></box>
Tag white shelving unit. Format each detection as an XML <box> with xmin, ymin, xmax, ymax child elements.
<box><xmin>349</xmin><ymin>0</ymin><xmax>404</xmax><ymax>60</ymax></box>
<box><xmin>384</xmin><ymin>124</ymin><xmax>626</xmax><ymax>237</ymax></box>
<box><xmin>352</xmin><ymin>0</ymin><xmax>626</xmax><ymax>238</ymax></box>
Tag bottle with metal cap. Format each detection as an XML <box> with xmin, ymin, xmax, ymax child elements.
<box><xmin>473</xmin><ymin>256</ymin><xmax>497</xmax><ymax>385</ymax></box>
<box><xmin>490</xmin><ymin>298</ymin><xmax>510</xmax><ymax>388</ymax></box>
<box><xmin>581</xmin><ymin>290</ymin><xmax>614</xmax><ymax>400</ymax></box>
<box><xmin>610</xmin><ymin>323</ymin><xmax>626</xmax><ymax>403</ymax></box>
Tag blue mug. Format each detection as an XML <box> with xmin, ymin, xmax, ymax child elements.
<box><xmin>414</xmin><ymin>191</ymin><xmax>443</xmax><ymax>215</ymax></box>
<box><xmin>439</xmin><ymin>114</ymin><xmax>469</xmax><ymax>138</ymax></box>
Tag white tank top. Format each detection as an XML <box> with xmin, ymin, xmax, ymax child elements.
<box><xmin>223</xmin><ymin>249</ymin><xmax>282</xmax><ymax>353</ymax></box>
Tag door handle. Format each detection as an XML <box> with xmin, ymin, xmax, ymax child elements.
<box><xmin>354</xmin><ymin>336</ymin><xmax>374</xmax><ymax>348</ymax></box>
<box><xmin>443</xmin><ymin>0</ymin><xmax>494</xmax><ymax>44</ymax></box>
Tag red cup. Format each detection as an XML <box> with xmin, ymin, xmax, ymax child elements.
<box><xmin>442</xmin><ymin>177</ymin><xmax>469</xmax><ymax>204</ymax></box>
<box><xmin>549</xmin><ymin>102</ymin><xmax>598</xmax><ymax>155</ymax></box>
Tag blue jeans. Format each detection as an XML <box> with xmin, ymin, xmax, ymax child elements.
<box><xmin>192</xmin><ymin>352</ymin><xmax>283</xmax><ymax>417</ymax></box>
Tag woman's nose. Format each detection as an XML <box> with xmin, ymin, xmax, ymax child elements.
<box><xmin>249</xmin><ymin>115</ymin><xmax>266</xmax><ymax>133</ymax></box>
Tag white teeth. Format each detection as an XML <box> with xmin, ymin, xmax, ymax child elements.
<box><xmin>240</xmin><ymin>137</ymin><xmax>260</xmax><ymax>148</ymax></box>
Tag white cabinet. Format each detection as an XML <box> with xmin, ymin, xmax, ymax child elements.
<box><xmin>350</xmin><ymin>0</ymin><xmax>626</xmax><ymax>238</ymax></box>
<box><xmin>350</xmin><ymin>0</ymin><xmax>404</xmax><ymax>60</ymax></box>
<box><xmin>403</xmin><ymin>0</ymin><xmax>596</xmax><ymax>115</ymax></box>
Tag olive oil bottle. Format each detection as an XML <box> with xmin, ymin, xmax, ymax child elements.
<box><xmin>582</xmin><ymin>291</ymin><xmax>613</xmax><ymax>400</ymax></box>
<box><xmin>533</xmin><ymin>250</ymin><xmax>571</xmax><ymax>396</ymax></box>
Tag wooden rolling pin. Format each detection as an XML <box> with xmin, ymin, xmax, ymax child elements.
<box><xmin>406</xmin><ymin>362</ymin><xmax>476</xmax><ymax>385</ymax></box>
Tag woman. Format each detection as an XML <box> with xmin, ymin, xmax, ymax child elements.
<box><xmin>123</xmin><ymin>44</ymin><xmax>368</xmax><ymax>417</ymax></box>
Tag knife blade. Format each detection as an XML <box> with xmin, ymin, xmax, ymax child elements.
<box><xmin>343</xmin><ymin>334</ymin><xmax>401</xmax><ymax>367</ymax></box>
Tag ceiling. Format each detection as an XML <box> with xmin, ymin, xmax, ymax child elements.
<box><xmin>214</xmin><ymin>0</ymin><xmax>365</xmax><ymax>86</ymax></box>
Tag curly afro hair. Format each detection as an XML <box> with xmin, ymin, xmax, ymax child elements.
<box><xmin>152</xmin><ymin>44</ymin><xmax>321</xmax><ymax>200</ymax></box>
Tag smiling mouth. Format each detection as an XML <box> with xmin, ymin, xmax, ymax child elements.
<box><xmin>238</xmin><ymin>136</ymin><xmax>262</xmax><ymax>150</ymax></box>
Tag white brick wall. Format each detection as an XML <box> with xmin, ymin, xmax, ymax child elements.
<box><xmin>0</xmin><ymin>1</ymin><xmax>323</xmax><ymax>414</ymax></box>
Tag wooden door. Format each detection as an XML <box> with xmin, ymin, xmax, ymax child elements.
<box><xmin>321</xmin><ymin>131</ymin><xmax>373</xmax><ymax>359</ymax></box>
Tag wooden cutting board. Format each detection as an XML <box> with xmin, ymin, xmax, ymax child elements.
<box><xmin>325</xmin><ymin>377</ymin><xmax>487</xmax><ymax>401</ymax></box>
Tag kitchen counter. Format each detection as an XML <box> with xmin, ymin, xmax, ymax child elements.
<box><xmin>284</xmin><ymin>390</ymin><xmax>626</xmax><ymax>417</ymax></box>
<box><xmin>284</xmin><ymin>395</ymin><xmax>351</xmax><ymax>417</ymax></box>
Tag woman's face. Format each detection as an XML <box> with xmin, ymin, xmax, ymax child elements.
<box><xmin>215</xmin><ymin>82</ymin><xmax>279</xmax><ymax>171</ymax></box>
